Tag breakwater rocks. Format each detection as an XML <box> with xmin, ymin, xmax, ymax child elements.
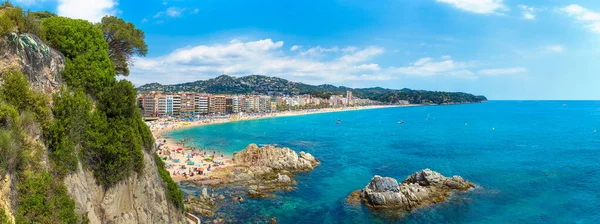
<box><xmin>347</xmin><ymin>169</ymin><xmax>474</xmax><ymax>212</ymax></box>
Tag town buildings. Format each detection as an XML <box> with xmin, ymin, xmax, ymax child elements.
<box><xmin>136</xmin><ymin>91</ymin><xmax>380</xmax><ymax>117</ymax></box>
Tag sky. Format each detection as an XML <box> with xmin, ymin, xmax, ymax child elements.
<box><xmin>13</xmin><ymin>0</ymin><xmax>600</xmax><ymax>100</ymax></box>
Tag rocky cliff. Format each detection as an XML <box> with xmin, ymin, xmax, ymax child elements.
<box><xmin>347</xmin><ymin>169</ymin><xmax>474</xmax><ymax>212</ymax></box>
<box><xmin>64</xmin><ymin>150</ymin><xmax>186</xmax><ymax>223</ymax></box>
<box><xmin>0</xmin><ymin>33</ymin><xmax>186</xmax><ymax>223</ymax></box>
<box><xmin>0</xmin><ymin>32</ymin><xmax>63</xmax><ymax>94</ymax></box>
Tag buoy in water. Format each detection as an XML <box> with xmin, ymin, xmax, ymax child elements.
<box><xmin>492</xmin><ymin>127</ymin><xmax>495</xmax><ymax>131</ymax></box>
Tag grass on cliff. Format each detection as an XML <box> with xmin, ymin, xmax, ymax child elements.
<box><xmin>0</xmin><ymin>207</ymin><xmax>10</xmax><ymax>224</ymax></box>
<box><xmin>0</xmin><ymin>71</ymin><xmax>78</xmax><ymax>224</ymax></box>
<box><xmin>155</xmin><ymin>154</ymin><xmax>185</xmax><ymax>211</ymax></box>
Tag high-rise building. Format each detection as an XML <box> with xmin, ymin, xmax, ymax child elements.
<box><xmin>208</xmin><ymin>96</ymin><xmax>216</xmax><ymax>114</ymax></box>
<box><xmin>232</xmin><ymin>96</ymin><xmax>241</xmax><ymax>113</ymax></box>
<box><xmin>214</xmin><ymin>95</ymin><xmax>227</xmax><ymax>114</ymax></box>
<box><xmin>180</xmin><ymin>92</ymin><xmax>195</xmax><ymax>116</ymax></box>
<box><xmin>172</xmin><ymin>95</ymin><xmax>181</xmax><ymax>115</ymax></box>
<box><xmin>143</xmin><ymin>93</ymin><xmax>158</xmax><ymax>117</ymax></box>
<box><xmin>166</xmin><ymin>95</ymin><xmax>174</xmax><ymax>117</ymax></box>
<box><xmin>157</xmin><ymin>94</ymin><xmax>167</xmax><ymax>117</ymax></box>
<box><xmin>225</xmin><ymin>97</ymin><xmax>233</xmax><ymax>114</ymax></box>
<box><xmin>195</xmin><ymin>95</ymin><xmax>209</xmax><ymax>115</ymax></box>
<box><xmin>346</xmin><ymin>90</ymin><xmax>353</xmax><ymax>105</ymax></box>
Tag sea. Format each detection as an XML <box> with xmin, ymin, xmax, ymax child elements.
<box><xmin>167</xmin><ymin>101</ymin><xmax>600</xmax><ymax>223</ymax></box>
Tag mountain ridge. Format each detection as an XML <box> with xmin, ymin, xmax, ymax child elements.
<box><xmin>137</xmin><ymin>74</ymin><xmax>487</xmax><ymax>104</ymax></box>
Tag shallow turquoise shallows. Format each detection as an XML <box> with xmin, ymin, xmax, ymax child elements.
<box><xmin>168</xmin><ymin>101</ymin><xmax>600</xmax><ymax>223</ymax></box>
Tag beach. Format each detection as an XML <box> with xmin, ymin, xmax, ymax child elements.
<box><xmin>150</xmin><ymin>105</ymin><xmax>403</xmax><ymax>181</ymax></box>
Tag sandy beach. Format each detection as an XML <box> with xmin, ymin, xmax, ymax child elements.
<box><xmin>150</xmin><ymin>105</ymin><xmax>406</xmax><ymax>181</ymax></box>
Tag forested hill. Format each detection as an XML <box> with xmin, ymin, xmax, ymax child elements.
<box><xmin>137</xmin><ymin>75</ymin><xmax>487</xmax><ymax>104</ymax></box>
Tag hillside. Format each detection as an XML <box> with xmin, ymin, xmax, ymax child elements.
<box><xmin>137</xmin><ymin>75</ymin><xmax>487</xmax><ymax>104</ymax></box>
<box><xmin>0</xmin><ymin>4</ymin><xmax>185</xmax><ymax>224</ymax></box>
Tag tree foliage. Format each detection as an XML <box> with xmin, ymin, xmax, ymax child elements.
<box><xmin>98</xmin><ymin>15</ymin><xmax>148</xmax><ymax>76</ymax></box>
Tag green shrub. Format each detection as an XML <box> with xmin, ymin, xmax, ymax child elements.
<box><xmin>0</xmin><ymin>70</ymin><xmax>50</xmax><ymax>131</ymax></box>
<box><xmin>0</xmin><ymin>6</ymin><xmax>23</xmax><ymax>35</ymax></box>
<box><xmin>15</xmin><ymin>172</ymin><xmax>77</xmax><ymax>224</ymax></box>
<box><xmin>155</xmin><ymin>154</ymin><xmax>184</xmax><ymax>211</ymax></box>
<box><xmin>0</xmin><ymin>206</ymin><xmax>10</xmax><ymax>224</ymax></box>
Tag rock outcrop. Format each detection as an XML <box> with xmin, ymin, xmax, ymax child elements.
<box><xmin>348</xmin><ymin>169</ymin><xmax>474</xmax><ymax>212</ymax></box>
<box><xmin>64</xmin><ymin>150</ymin><xmax>187</xmax><ymax>223</ymax></box>
<box><xmin>232</xmin><ymin>144</ymin><xmax>319</xmax><ymax>171</ymax></box>
<box><xmin>185</xmin><ymin>189</ymin><xmax>218</xmax><ymax>218</ymax></box>
<box><xmin>186</xmin><ymin>144</ymin><xmax>319</xmax><ymax>199</ymax></box>
<box><xmin>0</xmin><ymin>33</ymin><xmax>64</xmax><ymax>94</ymax></box>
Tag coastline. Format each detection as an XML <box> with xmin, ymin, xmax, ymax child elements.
<box><xmin>149</xmin><ymin>105</ymin><xmax>411</xmax><ymax>182</ymax></box>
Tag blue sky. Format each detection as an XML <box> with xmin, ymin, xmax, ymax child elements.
<box><xmin>14</xmin><ymin>0</ymin><xmax>600</xmax><ymax>100</ymax></box>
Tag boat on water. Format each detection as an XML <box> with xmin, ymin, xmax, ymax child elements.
<box><xmin>398</xmin><ymin>121</ymin><xmax>404</xmax><ymax>124</ymax></box>
<box><xmin>336</xmin><ymin>119</ymin><xmax>342</xmax><ymax>124</ymax></box>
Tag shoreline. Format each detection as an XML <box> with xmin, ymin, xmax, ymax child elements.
<box><xmin>149</xmin><ymin>105</ymin><xmax>413</xmax><ymax>182</ymax></box>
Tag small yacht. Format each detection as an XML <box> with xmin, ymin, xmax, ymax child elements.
<box><xmin>398</xmin><ymin>120</ymin><xmax>404</xmax><ymax>124</ymax></box>
<box><xmin>336</xmin><ymin>119</ymin><xmax>342</xmax><ymax>124</ymax></box>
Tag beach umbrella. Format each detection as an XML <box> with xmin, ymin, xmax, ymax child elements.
<box><xmin>199</xmin><ymin>167</ymin><xmax>204</xmax><ymax>171</ymax></box>
<box><xmin>177</xmin><ymin>148</ymin><xmax>183</xmax><ymax>151</ymax></box>
<box><xmin>187</xmin><ymin>161</ymin><xmax>195</xmax><ymax>165</ymax></box>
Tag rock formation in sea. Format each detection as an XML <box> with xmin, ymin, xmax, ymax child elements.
<box><xmin>347</xmin><ymin>169</ymin><xmax>474</xmax><ymax>212</ymax></box>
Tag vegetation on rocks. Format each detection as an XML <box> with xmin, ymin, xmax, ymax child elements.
<box><xmin>0</xmin><ymin>3</ymin><xmax>183</xmax><ymax>219</ymax></box>
<box><xmin>41</xmin><ymin>15</ymin><xmax>154</xmax><ymax>189</ymax></box>
<box><xmin>155</xmin><ymin>154</ymin><xmax>184</xmax><ymax>211</ymax></box>
<box><xmin>0</xmin><ymin>70</ymin><xmax>78</xmax><ymax>224</ymax></box>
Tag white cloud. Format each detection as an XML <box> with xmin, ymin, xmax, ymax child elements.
<box><xmin>342</xmin><ymin>46</ymin><xmax>358</xmax><ymax>53</ymax></box>
<box><xmin>57</xmin><ymin>0</ymin><xmax>117</xmax><ymax>23</ymax></box>
<box><xmin>519</xmin><ymin>5</ymin><xmax>536</xmax><ymax>20</ymax></box>
<box><xmin>545</xmin><ymin>45</ymin><xmax>565</xmax><ymax>53</ymax></box>
<box><xmin>300</xmin><ymin>46</ymin><xmax>339</xmax><ymax>56</ymax></box>
<box><xmin>560</xmin><ymin>4</ymin><xmax>600</xmax><ymax>33</ymax></box>
<box><xmin>166</xmin><ymin>7</ymin><xmax>184</xmax><ymax>17</ymax></box>
<box><xmin>338</xmin><ymin>47</ymin><xmax>384</xmax><ymax>63</ymax></box>
<box><xmin>128</xmin><ymin>39</ymin><xmax>391</xmax><ymax>85</ymax></box>
<box><xmin>478</xmin><ymin>67</ymin><xmax>527</xmax><ymax>76</ymax></box>
<box><xmin>192</xmin><ymin>8</ymin><xmax>199</xmax><ymax>14</ymax></box>
<box><xmin>390</xmin><ymin>57</ymin><xmax>475</xmax><ymax>78</ymax></box>
<box><xmin>290</xmin><ymin>45</ymin><xmax>301</xmax><ymax>51</ymax></box>
<box><xmin>436</xmin><ymin>0</ymin><xmax>507</xmax><ymax>14</ymax></box>
<box><xmin>141</xmin><ymin>18</ymin><xmax>148</xmax><ymax>23</ymax></box>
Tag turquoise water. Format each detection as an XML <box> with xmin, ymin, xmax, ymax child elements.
<box><xmin>169</xmin><ymin>101</ymin><xmax>600</xmax><ymax>223</ymax></box>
